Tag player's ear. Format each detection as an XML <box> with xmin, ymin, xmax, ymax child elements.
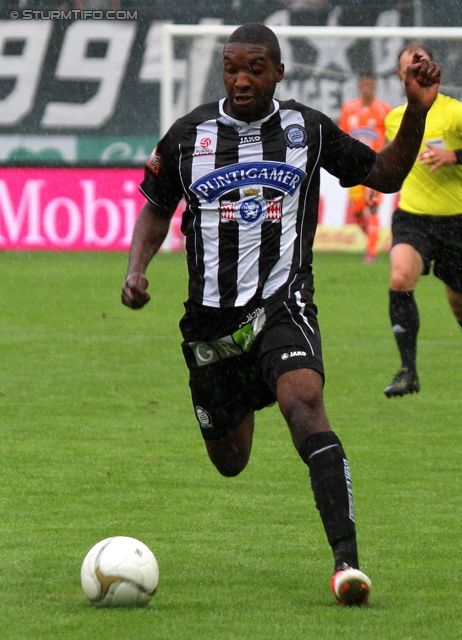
<box><xmin>276</xmin><ymin>63</ymin><xmax>285</xmax><ymax>82</ymax></box>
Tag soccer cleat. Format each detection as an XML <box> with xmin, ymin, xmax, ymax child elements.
<box><xmin>384</xmin><ymin>367</ymin><xmax>420</xmax><ymax>398</ymax></box>
<box><xmin>331</xmin><ymin>565</ymin><xmax>371</xmax><ymax>605</ymax></box>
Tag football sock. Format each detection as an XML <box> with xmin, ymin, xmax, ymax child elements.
<box><xmin>298</xmin><ymin>431</ymin><xmax>358</xmax><ymax>571</ymax></box>
<box><xmin>389</xmin><ymin>289</ymin><xmax>419</xmax><ymax>372</ymax></box>
<box><xmin>366</xmin><ymin>212</ymin><xmax>379</xmax><ymax>257</ymax></box>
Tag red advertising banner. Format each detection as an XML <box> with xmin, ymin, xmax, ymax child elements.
<box><xmin>0</xmin><ymin>167</ymin><xmax>186</xmax><ymax>251</ymax></box>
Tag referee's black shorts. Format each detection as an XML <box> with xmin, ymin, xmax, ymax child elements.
<box><xmin>392</xmin><ymin>208</ymin><xmax>462</xmax><ymax>292</ymax></box>
<box><xmin>180</xmin><ymin>286</ymin><xmax>324</xmax><ymax>440</ymax></box>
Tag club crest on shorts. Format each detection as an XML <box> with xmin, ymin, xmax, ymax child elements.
<box><xmin>284</xmin><ymin>124</ymin><xmax>307</xmax><ymax>149</ymax></box>
<box><xmin>195</xmin><ymin>406</ymin><xmax>212</xmax><ymax>426</ymax></box>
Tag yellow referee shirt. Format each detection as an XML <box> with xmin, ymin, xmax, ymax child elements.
<box><xmin>385</xmin><ymin>93</ymin><xmax>462</xmax><ymax>215</ymax></box>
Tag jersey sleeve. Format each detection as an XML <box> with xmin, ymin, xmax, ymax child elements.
<box><xmin>320</xmin><ymin>114</ymin><xmax>377</xmax><ymax>187</ymax></box>
<box><xmin>139</xmin><ymin>122</ymin><xmax>184</xmax><ymax>218</ymax></box>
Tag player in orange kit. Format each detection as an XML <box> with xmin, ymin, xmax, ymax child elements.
<box><xmin>339</xmin><ymin>75</ymin><xmax>392</xmax><ymax>262</ymax></box>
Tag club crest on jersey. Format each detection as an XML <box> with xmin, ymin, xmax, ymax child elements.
<box><xmin>221</xmin><ymin>190</ymin><xmax>282</xmax><ymax>227</ymax></box>
<box><xmin>284</xmin><ymin>124</ymin><xmax>307</xmax><ymax>149</ymax></box>
<box><xmin>190</xmin><ymin>161</ymin><xmax>306</xmax><ymax>203</ymax></box>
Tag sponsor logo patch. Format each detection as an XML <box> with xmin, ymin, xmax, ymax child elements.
<box><xmin>190</xmin><ymin>161</ymin><xmax>306</xmax><ymax>203</ymax></box>
<box><xmin>240</xmin><ymin>135</ymin><xmax>261</xmax><ymax>145</ymax></box>
<box><xmin>146</xmin><ymin>148</ymin><xmax>162</xmax><ymax>175</ymax></box>
<box><xmin>281</xmin><ymin>350</ymin><xmax>307</xmax><ymax>360</ymax></box>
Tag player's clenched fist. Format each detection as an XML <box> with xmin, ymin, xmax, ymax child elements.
<box><xmin>121</xmin><ymin>273</ymin><xmax>151</xmax><ymax>309</ymax></box>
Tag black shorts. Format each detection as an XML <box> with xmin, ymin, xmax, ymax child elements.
<box><xmin>180</xmin><ymin>285</ymin><xmax>324</xmax><ymax>440</ymax></box>
<box><xmin>392</xmin><ymin>208</ymin><xmax>462</xmax><ymax>292</ymax></box>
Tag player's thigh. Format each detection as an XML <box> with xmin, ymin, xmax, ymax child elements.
<box><xmin>204</xmin><ymin>410</ymin><xmax>255</xmax><ymax>476</ymax></box>
<box><xmin>389</xmin><ymin>243</ymin><xmax>424</xmax><ymax>290</ymax></box>
<box><xmin>182</xmin><ymin>345</ymin><xmax>274</xmax><ymax>441</ymax></box>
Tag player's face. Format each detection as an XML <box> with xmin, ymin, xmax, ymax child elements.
<box><xmin>222</xmin><ymin>42</ymin><xmax>284</xmax><ymax>123</ymax></box>
<box><xmin>359</xmin><ymin>77</ymin><xmax>375</xmax><ymax>101</ymax></box>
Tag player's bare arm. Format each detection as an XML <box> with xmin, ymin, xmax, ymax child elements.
<box><xmin>418</xmin><ymin>144</ymin><xmax>457</xmax><ymax>172</ymax></box>
<box><xmin>121</xmin><ymin>201</ymin><xmax>172</xmax><ymax>310</ymax></box>
<box><xmin>365</xmin><ymin>51</ymin><xmax>440</xmax><ymax>192</ymax></box>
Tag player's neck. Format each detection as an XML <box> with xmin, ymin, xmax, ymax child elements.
<box><xmin>362</xmin><ymin>97</ymin><xmax>374</xmax><ymax>107</ymax></box>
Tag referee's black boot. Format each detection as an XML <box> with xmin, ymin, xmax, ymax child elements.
<box><xmin>384</xmin><ymin>367</ymin><xmax>420</xmax><ymax>398</ymax></box>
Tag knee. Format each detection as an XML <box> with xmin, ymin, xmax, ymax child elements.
<box><xmin>205</xmin><ymin>440</ymin><xmax>250</xmax><ymax>477</ymax></box>
<box><xmin>390</xmin><ymin>268</ymin><xmax>415</xmax><ymax>291</ymax></box>
<box><xmin>210</xmin><ymin>455</ymin><xmax>248</xmax><ymax>477</ymax></box>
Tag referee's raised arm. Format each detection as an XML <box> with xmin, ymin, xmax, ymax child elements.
<box><xmin>365</xmin><ymin>50</ymin><xmax>440</xmax><ymax>194</ymax></box>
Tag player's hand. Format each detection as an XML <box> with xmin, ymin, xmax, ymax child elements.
<box><xmin>404</xmin><ymin>51</ymin><xmax>440</xmax><ymax>111</ymax></box>
<box><xmin>418</xmin><ymin>144</ymin><xmax>457</xmax><ymax>172</ymax></box>
<box><xmin>365</xmin><ymin>187</ymin><xmax>379</xmax><ymax>207</ymax></box>
<box><xmin>121</xmin><ymin>273</ymin><xmax>151</xmax><ymax>309</ymax></box>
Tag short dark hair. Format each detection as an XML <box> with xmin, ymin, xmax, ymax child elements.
<box><xmin>225</xmin><ymin>22</ymin><xmax>281</xmax><ymax>66</ymax></box>
<box><xmin>397</xmin><ymin>42</ymin><xmax>434</xmax><ymax>65</ymax></box>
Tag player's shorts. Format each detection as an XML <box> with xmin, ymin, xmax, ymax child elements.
<box><xmin>180</xmin><ymin>285</ymin><xmax>324</xmax><ymax>440</ymax></box>
<box><xmin>391</xmin><ymin>208</ymin><xmax>462</xmax><ymax>292</ymax></box>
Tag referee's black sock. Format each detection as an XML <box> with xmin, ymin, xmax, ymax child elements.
<box><xmin>389</xmin><ymin>289</ymin><xmax>419</xmax><ymax>372</ymax></box>
<box><xmin>298</xmin><ymin>431</ymin><xmax>358</xmax><ymax>572</ymax></box>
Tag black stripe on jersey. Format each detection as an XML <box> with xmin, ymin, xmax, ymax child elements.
<box><xmin>180</xmin><ymin>134</ymin><xmax>206</xmax><ymax>304</ymax></box>
<box><xmin>259</xmin><ymin>112</ymin><xmax>285</xmax><ymax>287</ymax></box>
<box><xmin>216</xmin><ymin>121</ymin><xmax>240</xmax><ymax>306</ymax></box>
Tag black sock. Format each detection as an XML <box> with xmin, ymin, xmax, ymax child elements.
<box><xmin>389</xmin><ymin>289</ymin><xmax>419</xmax><ymax>372</ymax></box>
<box><xmin>298</xmin><ymin>431</ymin><xmax>358</xmax><ymax>572</ymax></box>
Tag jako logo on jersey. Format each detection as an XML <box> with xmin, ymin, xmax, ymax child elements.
<box><xmin>190</xmin><ymin>161</ymin><xmax>306</xmax><ymax>203</ymax></box>
<box><xmin>284</xmin><ymin>124</ymin><xmax>308</xmax><ymax>149</ymax></box>
<box><xmin>240</xmin><ymin>135</ymin><xmax>261</xmax><ymax>144</ymax></box>
<box><xmin>281</xmin><ymin>350</ymin><xmax>307</xmax><ymax>360</ymax></box>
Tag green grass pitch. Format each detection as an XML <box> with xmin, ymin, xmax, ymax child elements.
<box><xmin>0</xmin><ymin>250</ymin><xmax>461</xmax><ymax>639</ymax></box>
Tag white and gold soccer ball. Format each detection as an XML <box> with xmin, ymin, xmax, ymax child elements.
<box><xmin>81</xmin><ymin>536</ymin><xmax>159</xmax><ymax>607</ymax></box>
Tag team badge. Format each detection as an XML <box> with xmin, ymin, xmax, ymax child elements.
<box><xmin>284</xmin><ymin>124</ymin><xmax>307</xmax><ymax>149</ymax></box>
<box><xmin>195</xmin><ymin>406</ymin><xmax>212</xmax><ymax>426</ymax></box>
<box><xmin>235</xmin><ymin>196</ymin><xmax>266</xmax><ymax>227</ymax></box>
<box><xmin>220</xmin><ymin>189</ymin><xmax>282</xmax><ymax>228</ymax></box>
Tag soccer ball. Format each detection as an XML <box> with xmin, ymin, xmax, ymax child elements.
<box><xmin>81</xmin><ymin>536</ymin><xmax>159</xmax><ymax>607</ymax></box>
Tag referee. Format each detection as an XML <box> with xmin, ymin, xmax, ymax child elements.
<box><xmin>384</xmin><ymin>42</ymin><xmax>462</xmax><ymax>398</ymax></box>
<box><xmin>122</xmin><ymin>23</ymin><xmax>440</xmax><ymax>604</ymax></box>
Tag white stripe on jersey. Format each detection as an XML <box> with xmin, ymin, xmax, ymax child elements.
<box><xmin>191</xmin><ymin>120</ymin><xmax>221</xmax><ymax>306</ymax></box>
<box><xmin>262</xmin><ymin>109</ymin><xmax>307</xmax><ymax>299</ymax></box>
<box><xmin>235</xmin><ymin>126</ymin><xmax>265</xmax><ymax>306</ymax></box>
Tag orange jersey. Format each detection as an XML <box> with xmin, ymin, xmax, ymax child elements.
<box><xmin>339</xmin><ymin>97</ymin><xmax>392</xmax><ymax>152</ymax></box>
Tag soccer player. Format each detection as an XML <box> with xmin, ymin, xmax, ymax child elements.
<box><xmin>339</xmin><ymin>75</ymin><xmax>392</xmax><ymax>262</ymax></box>
<box><xmin>383</xmin><ymin>42</ymin><xmax>462</xmax><ymax>398</ymax></box>
<box><xmin>121</xmin><ymin>24</ymin><xmax>440</xmax><ymax>604</ymax></box>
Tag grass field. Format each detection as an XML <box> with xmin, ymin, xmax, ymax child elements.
<box><xmin>0</xmin><ymin>250</ymin><xmax>461</xmax><ymax>639</ymax></box>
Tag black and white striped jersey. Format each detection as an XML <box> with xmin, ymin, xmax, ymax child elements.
<box><xmin>140</xmin><ymin>98</ymin><xmax>376</xmax><ymax>308</ymax></box>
